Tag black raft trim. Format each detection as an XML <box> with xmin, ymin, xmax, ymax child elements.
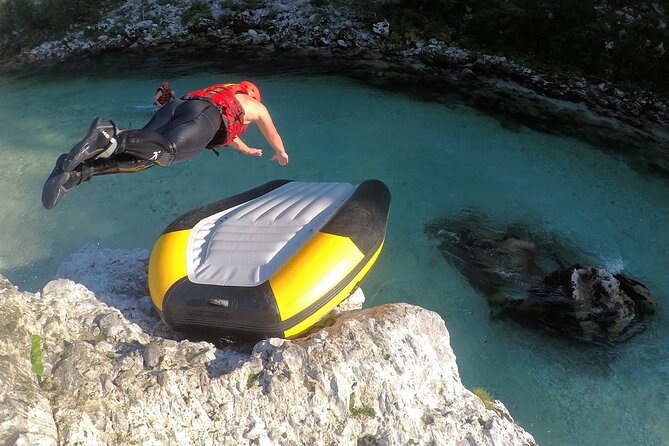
<box><xmin>321</xmin><ymin>179</ymin><xmax>391</xmax><ymax>253</ymax></box>
<box><xmin>161</xmin><ymin>278</ymin><xmax>284</xmax><ymax>339</ymax></box>
<box><xmin>163</xmin><ymin>179</ymin><xmax>293</xmax><ymax>234</ymax></box>
<box><xmin>161</xmin><ymin>248</ymin><xmax>379</xmax><ymax>341</ymax></box>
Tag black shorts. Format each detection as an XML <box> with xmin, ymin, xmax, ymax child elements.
<box><xmin>143</xmin><ymin>98</ymin><xmax>223</xmax><ymax>163</ymax></box>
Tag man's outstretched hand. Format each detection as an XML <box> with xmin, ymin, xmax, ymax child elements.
<box><xmin>245</xmin><ymin>147</ymin><xmax>262</xmax><ymax>156</ymax></box>
<box><xmin>271</xmin><ymin>151</ymin><xmax>289</xmax><ymax>166</ymax></box>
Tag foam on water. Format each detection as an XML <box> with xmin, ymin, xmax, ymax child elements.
<box><xmin>0</xmin><ymin>62</ymin><xmax>667</xmax><ymax>446</ymax></box>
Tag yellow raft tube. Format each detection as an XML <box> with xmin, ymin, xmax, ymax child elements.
<box><xmin>148</xmin><ymin>179</ymin><xmax>391</xmax><ymax>340</ymax></box>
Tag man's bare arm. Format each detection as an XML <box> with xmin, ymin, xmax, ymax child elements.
<box><xmin>228</xmin><ymin>137</ymin><xmax>262</xmax><ymax>156</ymax></box>
<box><xmin>254</xmin><ymin>104</ymin><xmax>289</xmax><ymax>166</ymax></box>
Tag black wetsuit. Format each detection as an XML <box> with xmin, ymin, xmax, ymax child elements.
<box><xmin>42</xmin><ymin>97</ymin><xmax>229</xmax><ymax>209</ymax></box>
<box><xmin>82</xmin><ymin>98</ymin><xmax>223</xmax><ymax>176</ymax></box>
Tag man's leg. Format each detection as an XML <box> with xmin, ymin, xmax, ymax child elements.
<box><xmin>111</xmin><ymin>129</ymin><xmax>176</xmax><ymax>166</ymax></box>
<box><xmin>107</xmin><ymin>99</ymin><xmax>221</xmax><ymax>165</ymax></box>
<box><xmin>61</xmin><ymin>99</ymin><xmax>220</xmax><ymax>170</ymax></box>
<box><xmin>141</xmin><ymin>99</ymin><xmax>222</xmax><ymax>163</ymax></box>
<box><xmin>61</xmin><ymin>101</ymin><xmax>180</xmax><ymax>172</ymax></box>
<box><xmin>62</xmin><ymin>117</ymin><xmax>118</xmax><ymax>172</ymax></box>
<box><xmin>43</xmin><ymin>99</ymin><xmax>222</xmax><ymax>209</ymax></box>
<box><xmin>42</xmin><ymin>155</ymin><xmax>154</xmax><ymax>209</ymax></box>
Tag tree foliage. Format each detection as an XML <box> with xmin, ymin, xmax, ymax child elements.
<box><xmin>378</xmin><ymin>0</ymin><xmax>668</xmax><ymax>90</ymax></box>
<box><xmin>0</xmin><ymin>0</ymin><xmax>122</xmax><ymax>53</ymax></box>
<box><xmin>0</xmin><ymin>0</ymin><xmax>665</xmax><ymax>91</ymax></box>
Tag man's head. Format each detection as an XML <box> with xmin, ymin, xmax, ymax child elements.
<box><xmin>240</xmin><ymin>81</ymin><xmax>261</xmax><ymax>102</ymax></box>
<box><xmin>162</xmin><ymin>81</ymin><xmax>170</xmax><ymax>87</ymax></box>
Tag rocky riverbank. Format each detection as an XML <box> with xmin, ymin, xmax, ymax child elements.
<box><xmin>0</xmin><ymin>244</ymin><xmax>537</xmax><ymax>445</ymax></box>
<box><xmin>6</xmin><ymin>0</ymin><xmax>669</xmax><ymax>176</ymax></box>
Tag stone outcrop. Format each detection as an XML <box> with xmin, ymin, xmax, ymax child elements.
<box><xmin>497</xmin><ymin>265</ymin><xmax>657</xmax><ymax>345</ymax></box>
<box><xmin>425</xmin><ymin>211</ymin><xmax>657</xmax><ymax>345</ymax></box>
<box><xmin>0</xmin><ymin>245</ymin><xmax>537</xmax><ymax>446</ymax></box>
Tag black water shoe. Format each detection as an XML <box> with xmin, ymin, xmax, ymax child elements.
<box><xmin>62</xmin><ymin>117</ymin><xmax>117</xmax><ymax>172</ymax></box>
<box><xmin>42</xmin><ymin>154</ymin><xmax>82</xmax><ymax>209</ymax></box>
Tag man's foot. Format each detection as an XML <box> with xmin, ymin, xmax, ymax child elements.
<box><xmin>42</xmin><ymin>156</ymin><xmax>82</xmax><ymax>209</ymax></box>
<box><xmin>62</xmin><ymin>117</ymin><xmax>117</xmax><ymax>172</ymax></box>
<box><xmin>45</xmin><ymin>153</ymin><xmax>67</xmax><ymax>178</ymax></box>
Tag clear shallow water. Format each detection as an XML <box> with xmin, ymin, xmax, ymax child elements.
<box><xmin>0</xmin><ymin>57</ymin><xmax>668</xmax><ymax>446</ymax></box>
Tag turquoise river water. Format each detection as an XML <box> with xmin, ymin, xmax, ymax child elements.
<box><xmin>0</xmin><ymin>55</ymin><xmax>667</xmax><ymax>445</ymax></box>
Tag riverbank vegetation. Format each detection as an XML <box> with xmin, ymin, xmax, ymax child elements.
<box><xmin>0</xmin><ymin>0</ymin><xmax>666</xmax><ymax>93</ymax></box>
<box><xmin>0</xmin><ymin>0</ymin><xmax>122</xmax><ymax>53</ymax></box>
<box><xmin>376</xmin><ymin>0</ymin><xmax>668</xmax><ymax>92</ymax></box>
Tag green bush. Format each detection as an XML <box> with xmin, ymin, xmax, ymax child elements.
<box><xmin>348</xmin><ymin>392</ymin><xmax>375</xmax><ymax>417</ymax></box>
<box><xmin>376</xmin><ymin>0</ymin><xmax>668</xmax><ymax>91</ymax></box>
<box><xmin>0</xmin><ymin>0</ymin><xmax>123</xmax><ymax>54</ymax></box>
<box><xmin>30</xmin><ymin>333</ymin><xmax>44</xmax><ymax>377</ymax></box>
<box><xmin>182</xmin><ymin>0</ymin><xmax>212</xmax><ymax>24</ymax></box>
<box><xmin>472</xmin><ymin>387</ymin><xmax>494</xmax><ymax>410</ymax></box>
<box><xmin>0</xmin><ymin>0</ymin><xmax>49</xmax><ymax>51</ymax></box>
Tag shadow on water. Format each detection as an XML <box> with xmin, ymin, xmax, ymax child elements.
<box><xmin>2</xmin><ymin>259</ymin><xmax>62</xmax><ymax>294</ymax></box>
<box><xmin>487</xmin><ymin>314</ymin><xmax>624</xmax><ymax>377</ymax></box>
<box><xmin>0</xmin><ymin>47</ymin><xmax>343</xmax><ymax>81</ymax></box>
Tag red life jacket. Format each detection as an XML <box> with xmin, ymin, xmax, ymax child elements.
<box><xmin>184</xmin><ymin>83</ymin><xmax>252</xmax><ymax>146</ymax></box>
<box><xmin>156</xmin><ymin>86</ymin><xmax>173</xmax><ymax>105</ymax></box>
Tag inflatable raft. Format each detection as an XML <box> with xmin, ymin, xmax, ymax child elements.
<box><xmin>148</xmin><ymin>179</ymin><xmax>391</xmax><ymax>340</ymax></box>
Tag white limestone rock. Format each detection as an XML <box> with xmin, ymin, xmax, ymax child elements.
<box><xmin>0</xmin><ymin>245</ymin><xmax>537</xmax><ymax>445</ymax></box>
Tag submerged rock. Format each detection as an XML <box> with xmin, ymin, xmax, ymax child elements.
<box><xmin>495</xmin><ymin>265</ymin><xmax>657</xmax><ymax>345</ymax></box>
<box><xmin>425</xmin><ymin>211</ymin><xmax>657</xmax><ymax>345</ymax></box>
<box><xmin>0</xmin><ymin>245</ymin><xmax>537</xmax><ymax>446</ymax></box>
<box><xmin>425</xmin><ymin>211</ymin><xmax>579</xmax><ymax>299</ymax></box>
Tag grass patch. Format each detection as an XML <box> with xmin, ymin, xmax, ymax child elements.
<box><xmin>472</xmin><ymin>387</ymin><xmax>494</xmax><ymax>410</ymax></box>
<box><xmin>30</xmin><ymin>334</ymin><xmax>44</xmax><ymax>378</ymax></box>
<box><xmin>246</xmin><ymin>371</ymin><xmax>262</xmax><ymax>389</ymax></box>
<box><xmin>349</xmin><ymin>392</ymin><xmax>375</xmax><ymax>417</ymax></box>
